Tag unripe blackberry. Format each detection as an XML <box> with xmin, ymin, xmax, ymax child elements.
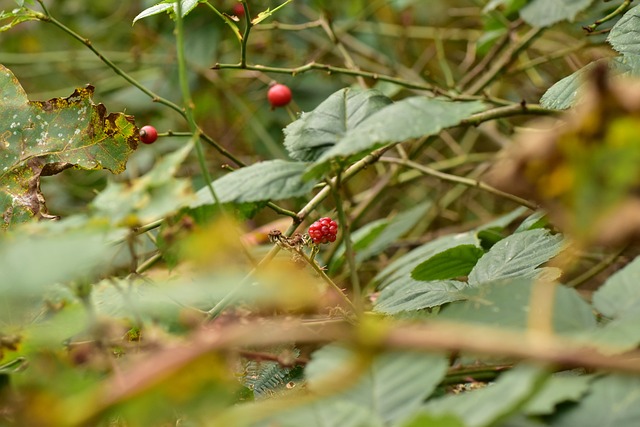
<box><xmin>308</xmin><ymin>217</ymin><xmax>338</xmax><ymax>244</ymax></box>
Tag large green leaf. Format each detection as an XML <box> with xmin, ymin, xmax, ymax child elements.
<box><xmin>468</xmin><ymin>229</ymin><xmax>563</xmax><ymax>286</ymax></box>
<box><xmin>374</xmin><ymin>279</ymin><xmax>467</xmax><ymax>314</ymax></box>
<box><xmin>523</xmin><ymin>373</ymin><xmax>594</xmax><ymax>415</ymax></box>
<box><xmin>254</xmin><ymin>399</ymin><xmax>384</xmax><ymax>427</ymax></box>
<box><xmin>91</xmin><ymin>142</ymin><xmax>195</xmax><ymax>226</ymax></box>
<box><xmin>576</xmin><ymin>311</ymin><xmax>640</xmax><ymax>354</ymax></box>
<box><xmin>592</xmin><ymin>255</ymin><xmax>640</xmax><ymax>319</ymax></box>
<box><xmin>520</xmin><ymin>0</ymin><xmax>593</xmax><ymax>28</ymax></box>
<box><xmin>304</xmin><ymin>345</ymin><xmax>448</xmax><ymax>424</ymax></box>
<box><xmin>421</xmin><ymin>364</ymin><xmax>548</xmax><ymax>427</ymax></box>
<box><xmin>373</xmin><ymin>231</ymin><xmax>479</xmax><ymax>289</ymax></box>
<box><xmin>307</xmin><ymin>98</ymin><xmax>485</xmax><ymax>176</ymax></box>
<box><xmin>412</xmin><ymin>244</ymin><xmax>485</xmax><ymax>281</ymax></box>
<box><xmin>607</xmin><ymin>4</ymin><xmax>640</xmax><ymax>56</ymax></box>
<box><xmin>193</xmin><ymin>160</ymin><xmax>319</xmax><ymax>206</ymax></box>
<box><xmin>550</xmin><ymin>374</ymin><xmax>640</xmax><ymax>427</ymax></box>
<box><xmin>283</xmin><ymin>88</ymin><xmax>392</xmax><ymax>162</ymax></box>
<box><xmin>439</xmin><ymin>278</ymin><xmax>596</xmax><ymax>333</ymax></box>
<box><xmin>0</xmin><ymin>65</ymin><xmax>137</xmax><ymax>229</ymax></box>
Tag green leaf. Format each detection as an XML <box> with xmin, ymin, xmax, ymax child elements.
<box><xmin>305</xmin><ymin>345</ymin><xmax>448</xmax><ymax>424</ymax></box>
<box><xmin>468</xmin><ymin>229</ymin><xmax>563</xmax><ymax>286</ymax></box>
<box><xmin>373</xmin><ymin>231</ymin><xmax>479</xmax><ymax>290</ymax></box>
<box><xmin>412</xmin><ymin>245</ymin><xmax>485</xmax><ymax>281</ymax></box>
<box><xmin>193</xmin><ymin>160</ymin><xmax>319</xmax><ymax>206</ymax></box>
<box><xmin>592</xmin><ymin>255</ymin><xmax>640</xmax><ymax>319</ymax></box>
<box><xmin>133</xmin><ymin>0</ymin><xmax>202</xmax><ymax>23</ymax></box>
<box><xmin>283</xmin><ymin>88</ymin><xmax>392</xmax><ymax>162</ymax></box>
<box><xmin>607</xmin><ymin>4</ymin><xmax>640</xmax><ymax>56</ymax></box>
<box><xmin>91</xmin><ymin>142</ymin><xmax>195</xmax><ymax>226</ymax></box>
<box><xmin>330</xmin><ymin>201</ymin><xmax>431</xmax><ymax>273</ymax></box>
<box><xmin>520</xmin><ymin>0</ymin><xmax>593</xmax><ymax>28</ymax></box>
<box><xmin>374</xmin><ymin>279</ymin><xmax>467</xmax><ymax>314</ymax></box>
<box><xmin>523</xmin><ymin>374</ymin><xmax>594</xmax><ymax>415</ymax></box>
<box><xmin>255</xmin><ymin>400</ymin><xmax>384</xmax><ymax>427</ymax></box>
<box><xmin>307</xmin><ymin>98</ymin><xmax>485</xmax><ymax>176</ymax></box>
<box><xmin>399</xmin><ymin>413</ymin><xmax>465</xmax><ymax>427</ymax></box>
<box><xmin>0</xmin><ymin>6</ymin><xmax>39</xmax><ymax>32</ymax></box>
<box><xmin>440</xmin><ymin>278</ymin><xmax>596</xmax><ymax>333</ymax></box>
<box><xmin>576</xmin><ymin>311</ymin><xmax>640</xmax><ymax>354</ymax></box>
<box><xmin>0</xmin><ymin>65</ymin><xmax>137</xmax><ymax>229</ymax></box>
<box><xmin>550</xmin><ymin>375</ymin><xmax>640</xmax><ymax>427</ymax></box>
<box><xmin>422</xmin><ymin>364</ymin><xmax>548</xmax><ymax>427</ymax></box>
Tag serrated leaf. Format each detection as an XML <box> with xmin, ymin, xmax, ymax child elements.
<box><xmin>193</xmin><ymin>160</ymin><xmax>319</xmax><ymax>206</ymax></box>
<box><xmin>374</xmin><ymin>279</ymin><xmax>467</xmax><ymax>314</ymax></box>
<box><xmin>412</xmin><ymin>244</ymin><xmax>485</xmax><ymax>281</ymax></box>
<box><xmin>373</xmin><ymin>231</ymin><xmax>479</xmax><ymax>289</ymax></box>
<box><xmin>440</xmin><ymin>278</ymin><xmax>596</xmax><ymax>333</ymax></box>
<box><xmin>607</xmin><ymin>4</ymin><xmax>640</xmax><ymax>56</ymax></box>
<box><xmin>307</xmin><ymin>98</ymin><xmax>485</xmax><ymax>177</ymax></box>
<box><xmin>330</xmin><ymin>201</ymin><xmax>431</xmax><ymax>273</ymax></box>
<box><xmin>305</xmin><ymin>345</ymin><xmax>448</xmax><ymax>424</ymax></box>
<box><xmin>422</xmin><ymin>364</ymin><xmax>548</xmax><ymax>427</ymax></box>
<box><xmin>523</xmin><ymin>374</ymin><xmax>594</xmax><ymax>415</ymax></box>
<box><xmin>284</xmin><ymin>88</ymin><xmax>392</xmax><ymax>162</ymax></box>
<box><xmin>133</xmin><ymin>0</ymin><xmax>202</xmax><ymax>23</ymax></box>
<box><xmin>593</xmin><ymin>255</ymin><xmax>640</xmax><ymax>319</ymax></box>
<box><xmin>520</xmin><ymin>0</ymin><xmax>593</xmax><ymax>28</ymax></box>
<box><xmin>468</xmin><ymin>229</ymin><xmax>563</xmax><ymax>286</ymax></box>
<box><xmin>0</xmin><ymin>65</ymin><xmax>137</xmax><ymax>228</ymax></box>
<box><xmin>91</xmin><ymin>142</ymin><xmax>194</xmax><ymax>226</ymax></box>
<box><xmin>550</xmin><ymin>375</ymin><xmax>640</xmax><ymax>427</ymax></box>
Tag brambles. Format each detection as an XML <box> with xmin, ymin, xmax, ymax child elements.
<box><xmin>267</xmin><ymin>83</ymin><xmax>292</xmax><ymax>108</ymax></box>
<box><xmin>308</xmin><ymin>217</ymin><xmax>338</xmax><ymax>244</ymax></box>
<box><xmin>139</xmin><ymin>125</ymin><xmax>158</xmax><ymax>144</ymax></box>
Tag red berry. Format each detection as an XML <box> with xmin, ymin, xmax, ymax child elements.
<box><xmin>233</xmin><ymin>3</ymin><xmax>245</xmax><ymax>17</ymax></box>
<box><xmin>308</xmin><ymin>217</ymin><xmax>338</xmax><ymax>244</ymax></box>
<box><xmin>268</xmin><ymin>83</ymin><xmax>292</xmax><ymax>108</ymax></box>
<box><xmin>139</xmin><ymin>125</ymin><xmax>158</xmax><ymax>144</ymax></box>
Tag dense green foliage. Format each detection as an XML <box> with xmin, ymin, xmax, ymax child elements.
<box><xmin>2</xmin><ymin>0</ymin><xmax>640</xmax><ymax>426</ymax></box>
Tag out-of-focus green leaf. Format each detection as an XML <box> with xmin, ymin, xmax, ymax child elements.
<box><xmin>520</xmin><ymin>0</ymin><xmax>593</xmax><ymax>27</ymax></box>
<box><xmin>91</xmin><ymin>142</ymin><xmax>194</xmax><ymax>226</ymax></box>
<box><xmin>576</xmin><ymin>311</ymin><xmax>640</xmax><ymax>355</ymax></box>
<box><xmin>422</xmin><ymin>364</ymin><xmax>548</xmax><ymax>427</ymax></box>
<box><xmin>468</xmin><ymin>229</ymin><xmax>563</xmax><ymax>286</ymax></box>
<box><xmin>399</xmin><ymin>413</ymin><xmax>465</xmax><ymax>427</ymax></box>
<box><xmin>284</xmin><ymin>88</ymin><xmax>392</xmax><ymax>162</ymax></box>
<box><xmin>254</xmin><ymin>399</ymin><xmax>384</xmax><ymax>427</ymax></box>
<box><xmin>592</xmin><ymin>255</ymin><xmax>640</xmax><ymax>319</ymax></box>
<box><xmin>193</xmin><ymin>160</ymin><xmax>318</xmax><ymax>206</ymax></box>
<box><xmin>0</xmin><ymin>65</ymin><xmax>137</xmax><ymax>229</ymax></box>
<box><xmin>550</xmin><ymin>374</ymin><xmax>640</xmax><ymax>427</ymax></box>
<box><xmin>440</xmin><ymin>278</ymin><xmax>596</xmax><ymax>333</ymax></box>
<box><xmin>304</xmin><ymin>345</ymin><xmax>448</xmax><ymax>424</ymax></box>
<box><xmin>412</xmin><ymin>244</ymin><xmax>484</xmax><ymax>281</ymax></box>
<box><xmin>374</xmin><ymin>279</ymin><xmax>467</xmax><ymax>314</ymax></box>
<box><xmin>523</xmin><ymin>374</ymin><xmax>594</xmax><ymax>415</ymax></box>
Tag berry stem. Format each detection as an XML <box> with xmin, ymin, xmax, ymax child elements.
<box><xmin>329</xmin><ymin>172</ymin><xmax>362</xmax><ymax>314</ymax></box>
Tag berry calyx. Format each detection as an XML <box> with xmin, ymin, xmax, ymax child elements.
<box><xmin>267</xmin><ymin>83</ymin><xmax>292</xmax><ymax>108</ymax></box>
<box><xmin>139</xmin><ymin>125</ymin><xmax>158</xmax><ymax>144</ymax></box>
<box><xmin>308</xmin><ymin>217</ymin><xmax>338</xmax><ymax>244</ymax></box>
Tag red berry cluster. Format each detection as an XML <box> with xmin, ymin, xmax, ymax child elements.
<box><xmin>308</xmin><ymin>217</ymin><xmax>338</xmax><ymax>244</ymax></box>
